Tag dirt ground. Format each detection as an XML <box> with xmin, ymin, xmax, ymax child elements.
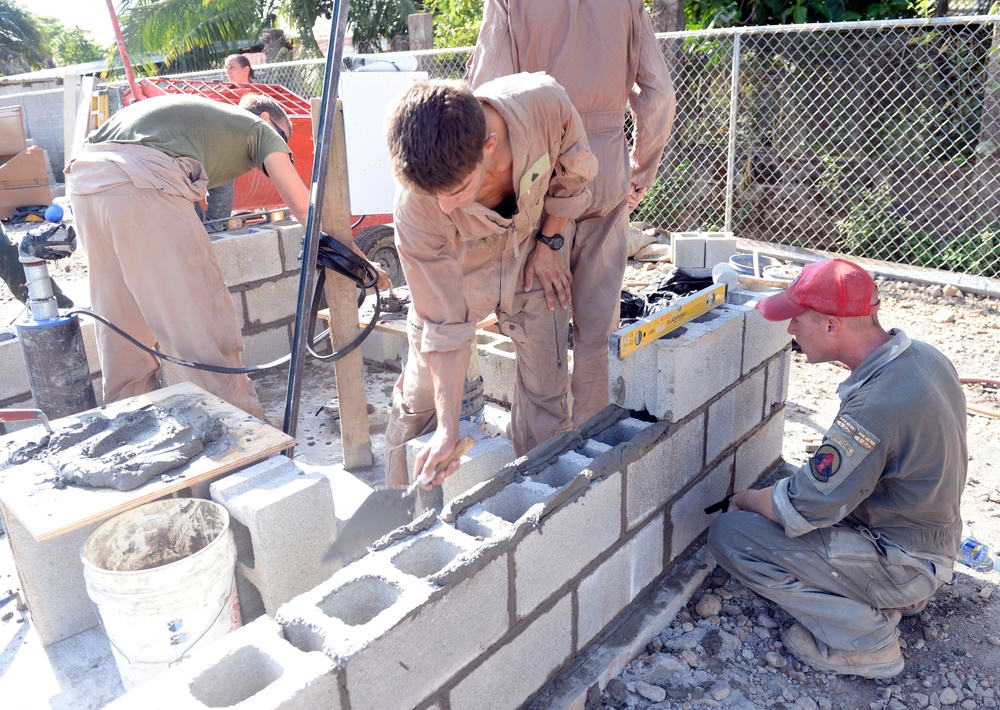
<box><xmin>2</xmin><ymin>221</ymin><xmax>999</xmax><ymax>709</ymax></box>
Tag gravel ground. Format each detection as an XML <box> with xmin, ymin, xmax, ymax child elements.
<box><xmin>597</xmin><ymin>273</ymin><xmax>1000</xmax><ymax>710</ymax></box>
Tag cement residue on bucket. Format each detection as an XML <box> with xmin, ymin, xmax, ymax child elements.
<box><xmin>7</xmin><ymin>395</ymin><xmax>227</xmax><ymax>491</ymax></box>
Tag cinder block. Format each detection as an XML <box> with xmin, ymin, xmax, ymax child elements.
<box><xmin>210</xmin><ymin>455</ymin><xmax>339</xmax><ymax>616</ymax></box>
<box><xmin>669</xmin><ymin>456</ymin><xmax>734</xmax><ymax>562</ymax></box>
<box><xmin>230</xmin><ymin>290</ymin><xmax>246</xmax><ymax>332</ymax></box>
<box><xmin>242</xmin><ymin>326</ymin><xmax>292</xmax><ymax>368</ymax></box>
<box><xmin>766</xmin><ymin>350</ymin><xmax>791</xmax><ymax>416</ymax></box>
<box><xmin>625</xmin><ymin>414</ymin><xmax>704</xmax><ymax>530</ymax></box>
<box><xmin>611</xmin><ymin>304</ymin><xmax>746</xmax><ymax>422</ymax></box>
<box><xmin>273</xmin><ymin>222</ymin><xmax>305</xmax><ymax>272</ymax></box>
<box><xmin>244</xmin><ymin>275</ymin><xmax>300</xmax><ymax>327</ymax></box>
<box><xmin>105</xmin><ymin>617</ymin><xmax>339</xmax><ymax>710</ymax></box>
<box><xmin>0</xmin><ymin>333</ymin><xmax>29</xmax><ymax>401</ymax></box>
<box><xmin>342</xmin><ymin>527</ymin><xmax>509</xmax><ymax>709</ymax></box>
<box><xmin>577</xmin><ymin>512</ymin><xmax>665</xmax><ymax>648</ymax></box>
<box><xmin>477</xmin><ymin>335</ymin><xmax>516</xmax><ymax>405</ymax></box>
<box><xmin>514</xmin><ymin>472</ymin><xmax>622</xmax><ymax>619</ymax></box>
<box><xmin>734</xmin><ymin>291</ymin><xmax>793</xmax><ymax>375</ymax></box>
<box><xmin>590</xmin><ymin>417</ymin><xmax>653</xmax><ymax>447</ymax></box>
<box><xmin>449</xmin><ymin>593</ymin><xmax>573</xmax><ymax>710</ymax></box>
<box><xmin>706</xmin><ymin>368</ymin><xmax>766</xmax><ymax>464</ymax></box>
<box><xmin>361</xmin><ymin>327</ymin><xmax>405</xmax><ymax>368</ymax></box>
<box><xmin>405</xmin><ymin>421</ymin><xmax>516</xmax><ymax>503</ymax></box>
<box><xmin>530</xmin><ymin>450</ymin><xmax>593</xmax><ymax>489</ymax></box>
<box><xmin>735</xmin><ymin>410</ymin><xmax>785</xmax><ymax>491</ymax></box>
<box><xmin>703</xmin><ymin>233</ymin><xmax>738</xmax><ymax>268</ymax></box>
<box><xmin>670</xmin><ymin>232</ymin><xmax>705</xmax><ymax>268</ymax></box>
<box><xmin>212</xmin><ymin>227</ymin><xmax>283</xmax><ymax>287</ymax></box>
<box><xmin>0</xmin><ymin>502</ymin><xmax>99</xmax><ymax>645</ymax></box>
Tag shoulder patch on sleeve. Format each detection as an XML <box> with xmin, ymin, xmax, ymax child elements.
<box><xmin>806</xmin><ymin>414</ymin><xmax>881</xmax><ymax>495</ymax></box>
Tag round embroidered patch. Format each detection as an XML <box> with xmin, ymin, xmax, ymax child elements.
<box><xmin>810</xmin><ymin>444</ymin><xmax>842</xmax><ymax>482</ymax></box>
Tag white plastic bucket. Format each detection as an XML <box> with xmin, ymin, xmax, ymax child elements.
<box><xmin>81</xmin><ymin>498</ymin><xmax>241</xmax><ymax>690</ymax></box>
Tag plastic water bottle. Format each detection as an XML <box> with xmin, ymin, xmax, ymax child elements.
<box><xmin>958</xmin><ymin>536</ymin><xmax>1000</xmax><ymax>572</ymax></box>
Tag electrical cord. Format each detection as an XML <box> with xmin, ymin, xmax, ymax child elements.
<box><xmin>64</xmin><ymin>233</ymin><xmax>383</xmax><ymax>375</ymax></box>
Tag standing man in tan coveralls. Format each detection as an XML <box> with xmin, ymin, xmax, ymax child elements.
<box><xmin>384</xmin><ymin>74</ymin><xmax>597</xmax><ymax>486</ymax></box>
<box><xmin>468</xmin><ymin>0</ymin><xmax>676</xmax><ymax>426</ymax></box>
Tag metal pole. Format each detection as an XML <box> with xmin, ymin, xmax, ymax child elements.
<box><xmin>723</xmin><ymin>34</ymin><xmax>742</xmax><ymax>234</ymax></box>
<box><xmin>282</xmin><ymin>0</ymin><xmax>352</xmax><ymax>445</ymax></box>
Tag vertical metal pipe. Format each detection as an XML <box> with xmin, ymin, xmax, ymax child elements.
<box><xmin>283</xmin><ymin>0</ymin><xmax>352</xmax><ymax>445</ymax></box>
<box><xmin>724</xmin><ymin>34</ymin><xmax>742</xmax><ymax>234</ymax></box>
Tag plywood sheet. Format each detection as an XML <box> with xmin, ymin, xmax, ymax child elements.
<box><xmin>0</xmin><ymin>382</ymin><xmax>293</xmax><ymax>542</ymax></box>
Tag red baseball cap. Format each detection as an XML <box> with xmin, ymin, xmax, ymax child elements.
<box><xmin>756</xmin><ymin>259</ymin><xmax>880</xmax><ymax>321</ymax></box>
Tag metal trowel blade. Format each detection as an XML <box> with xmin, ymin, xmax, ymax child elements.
<box><xmin>324</xmin><ymin>486</ymin><xmax>417</xmax><ymax>562</ymax></box>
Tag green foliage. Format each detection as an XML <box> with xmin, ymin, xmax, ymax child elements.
<box><xmin>0</xmin><ymin>0</ymin><xmax>49</xmax><ymax>74</ymax></box>
<box><xmin>425</xmin><ymin>0</ymin><xmax>482</xmax><ymax>49</ymax></box>
<box><xmin>684</xmin><ymin>0</ymin><xmax>919</xmax><ymax>30</ymax></box>
<box><xmin>348</xmin><ymin>0</ymin><xmax>417</xmax><ymax>53</ymax></box>
<box><xmin>37</xmin><ymin>17</ymin><xmax>105</xmax><ymax>67</ymax></box>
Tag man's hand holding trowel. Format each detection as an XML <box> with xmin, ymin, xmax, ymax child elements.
<box><xmin>413</xmin><ymin>429</ymin><xmax>467</xmax><ymax>488</ymax></box>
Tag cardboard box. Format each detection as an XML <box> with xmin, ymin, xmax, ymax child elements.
<box><xmin>0</xmin><ymin>106</ymin><xmax>52</xmax><ymax>220</ymax></box>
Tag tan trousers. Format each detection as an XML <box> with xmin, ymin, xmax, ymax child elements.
<box><xmin>569</xmin><ymin>200</ymin><xmax>630</xmax><ymax>426</ymax></box>
<box><xmin>72</xmin><ymin>182</ymin><xmax>263</xmax><ymax>418</ymax></box>
<box><xmin>385</xmin><ymin>291</ymin><xmax>570</xmax><ymax>486</ymax></box>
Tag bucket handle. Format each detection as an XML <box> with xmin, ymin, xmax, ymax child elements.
<box><xmin>98</xmin><ymin>573</ymin><xmax>237</xmax><ymax>669</ymax></box>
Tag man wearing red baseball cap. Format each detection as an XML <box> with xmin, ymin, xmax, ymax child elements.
<box><xmin>708</xmin><ymin>259</ymin><xmax>967</xmax><ymax>678</ymax></box>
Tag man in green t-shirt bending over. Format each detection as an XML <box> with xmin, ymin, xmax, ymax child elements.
<box><xmin>66</xmin><ymin>94</ymin><xmax>381</xmax><ymax>417</ymax></box>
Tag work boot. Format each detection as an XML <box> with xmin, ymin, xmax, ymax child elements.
<box><xmin>782</xmin><ymin>623</ymin><xmax>904</xmax><ymax>679</ymax></box>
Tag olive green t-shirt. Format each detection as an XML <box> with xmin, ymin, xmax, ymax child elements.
<box><xmin>89</xmin><ymin>95</ymin><xmax>291</xmax><ymax>188</ymax></box>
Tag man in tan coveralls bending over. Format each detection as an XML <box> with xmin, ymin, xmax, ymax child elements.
<box><xmin>384</xmin><ymin>74</ymin><xmax>597</xmax><ymax>486</ymax></box>
<box><xmin>468</xmin><ymin>0</ymin><xmax>676</xmax><ymax>425</ymax></box>
<box><xmin>67</xmin><ymin>94</ymin><xmax>384</xmax><ymax>418</ymax></box>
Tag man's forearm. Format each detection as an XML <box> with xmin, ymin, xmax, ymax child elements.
<box><xmin>426</xmin><ymin>347</ymin><xmax>472</xmax><ymax>439</ymax></box>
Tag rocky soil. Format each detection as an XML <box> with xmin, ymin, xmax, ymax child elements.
<box><xmin>597</xmin><ymin>272</ymin><xmax>1000</xmax><ymax>710</ymax></box>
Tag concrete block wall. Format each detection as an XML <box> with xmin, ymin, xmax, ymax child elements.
<box><xmin>97</xmin><ymin>288</ymin><xmax>793</xmax><ymax>709</ymax></box>
<box><xmin>0</xmin><ymin>89</ymin><xmax>64</xmax><ymax>177</ymax></box>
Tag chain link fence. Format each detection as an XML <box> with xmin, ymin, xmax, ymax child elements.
<box><xmin>102</xmin><ymin>18</ymin><xmax>999</xmax><ymax>278</ymax></box>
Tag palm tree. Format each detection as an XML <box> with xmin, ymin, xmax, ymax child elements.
<box><xmin>0</xmin><ymin>0</ymin><xmax>50</xmax><ymax>75</ymax></box>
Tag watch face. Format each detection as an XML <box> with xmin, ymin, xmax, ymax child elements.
<box><xmin>539</xmin><ymin>233</ymin><xmax>564</xmax><ymax>250</ymax></box>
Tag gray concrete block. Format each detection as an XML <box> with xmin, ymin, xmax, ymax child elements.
<box><xmin>736</xmin><ymin>292</ymin><xmax>793</xmax><ymax>376</ymax></box>
<box><xmin>656</xmin><ymin>304</ymin><xmax>746</xmax><ymax>422</ymax></box>
<box><xmin>242</xmin><ymin>326</ymin><xmax>292</xmax><ymax>368</ymax></box>
<box><xmin>735</xmin><ymin>410</ymin><xmax>786</xmax><ymax>491</ymax></box>
<box><xmin>212</xmin><ymin>227</ymin><xmax>283</xmax><ymax>287</ymax></box>
<box><xmin>669</xmin><ymin>456</ymin><xmax>733</xmax><ymax>562</ymax></box>
<box><xmin>514</xmin><ymin>472</ymin><xmax>622</xmax><ymax>619</ymax></box>
<box><xmin>477</xmin><ymin>335</ymin><xmax>516</xmax><ymax>405</ymax></box>
<box><xmin>625</xmin><ymin>414</ymin><xmax>704</xmax><ymax>530</ymax></box>
<box><xmin>530</xmin><ymin>449</ymin><xmax>593</xmax><ymax>489</ymax></box>
<box><xmin>0</xmin><ymin>333</ymin><xmax>29</xmax><ymax>401</ymax></box>
<box><xmin>576</xmin><ymin>512</ymin><xmax>666</xmax><ymax>648</ymax></box>
<box><xmin>670</xmin><ymin>232</ymin><xmax>705</xmax><ymax>268</ymax></box>
<box><xmin>230</xmin><ymin>290</ymin><xmax>246</xmax><ymax>332</ymax></box>
<box><xmin>766</xmin><ymin>350</ymin><xmax>791</xmax><ymax>416</ymax></box>
<box><xmin>104</xmin><ymin>617</ymin><xmax>340</xmax><ymax>710</ymax></box>
<box><xmin>273</xmin><ymin>222</ymin><xmax>305</xmax><ymax>272</ymax></box>
<box><xmin>703</xmin><ymin>233</ymin><xmax>738</xmax><ymax>268</ymax></box>
<box><xmin>210</xmin><ymin>456</ymin><xmax>339</xmax><ymax>616</ymax></box>
<box><xmin>405</xmin><ymin>421</ymin><xmax>516</xmax><ymax>503</ymax></box>
<box><xmin>0</xmin><ymin>502</ymin><xmax>99</xmax><ymax>646</ymax></box>
<box><xmin>343</xmin><ymin>528</ymin><xmax>509</xmax><ymax>709</ymax></box>
<box><xmin>361</xmin><ymin>327</ymin><xmax>405</xmax><ymax>368</ymax></box>
<box><xmin>449</xmin><ymin>593</ymin><xmax>573</xmax><ymax>710</ymax></box>
<box><xmin>706</xmin><ymin>368</ymin><xmax>766</xmax><ymax>463</ymax></box>
<box><xmin>244</xmin><ymin>275</ymin><xmax>299</xmax><ymax>327</ymax></box>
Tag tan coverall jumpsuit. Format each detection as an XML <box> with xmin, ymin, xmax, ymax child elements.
<box><xmin>468</xmin><ymin>0</ymin><xmax>676</xmax><ymax>425</ymax></box>
<box><xmin>385</xmin><ymin>73</ymin><xmax>598</xmax><ymax>484</ymax></box>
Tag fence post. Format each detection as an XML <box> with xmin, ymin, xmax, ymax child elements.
<box><xmin>724</xmin><ymin>33</ymin><xmax>742</xmax><ymax>234</ymax></box>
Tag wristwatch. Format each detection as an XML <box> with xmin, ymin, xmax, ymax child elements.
<box><xmin>535</xmin><ymin>232</ymin><xmax>565</xmax><ymax>251</ymax></box>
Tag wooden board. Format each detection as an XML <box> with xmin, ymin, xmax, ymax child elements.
<box><xmin>0</xmin><ymin>382</ymin><xmax>293</xmax><ymax>542</ymax></box>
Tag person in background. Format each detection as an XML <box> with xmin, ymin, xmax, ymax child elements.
<box><xmin>202</xmin><ymin>55</ymin><xmax>257</xmax><ymax>231</ymax></box>
<box><xmin>467</xmin><ymin>0</ymin><xmax>676</xmax><ymax>426</ymax></box>
<box><xmin>708</xmin><ymin>259</ymin><xmax>967</xmax><ymax>679</ymax></box>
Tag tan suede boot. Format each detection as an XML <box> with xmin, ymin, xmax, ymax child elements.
<box><xmin>782</xmin><ymin>623</ymin><xmax>905</xmax><ymax>679</ymax></box>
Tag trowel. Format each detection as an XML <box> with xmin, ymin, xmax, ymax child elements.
<box><xmin>324</xmin><ymin>436</ymin><xmax>476</xmax><ymax>562</ymax></box>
